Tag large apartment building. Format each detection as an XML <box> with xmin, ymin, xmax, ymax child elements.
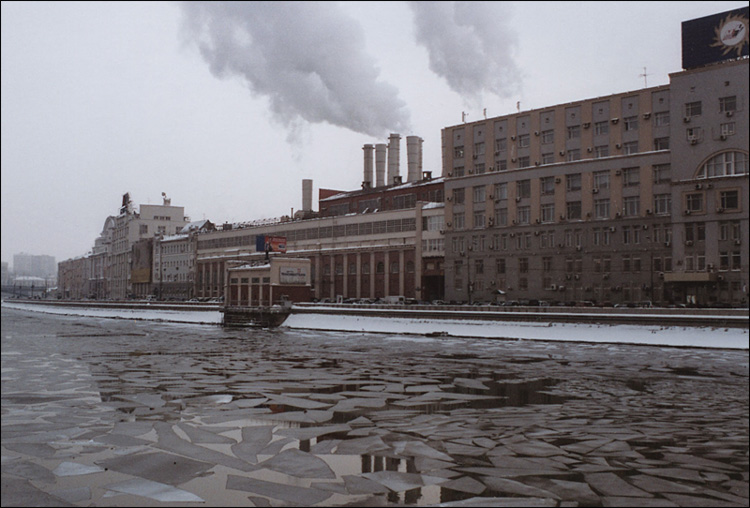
<box><xmin>441</xmin><ymin>7</ymin><xmax>748</xmax><ymax>306</ymax></box>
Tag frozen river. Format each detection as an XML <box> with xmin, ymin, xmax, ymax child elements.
<box><xmin>2</xmin><ymin>305</ymin><xmax>748</xmax><ymax>506</ymax></box>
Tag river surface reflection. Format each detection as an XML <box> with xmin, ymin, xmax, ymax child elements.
<box><xmin>2</xmin><ymin>305</ymin><xmax>748</xmax><ymax>507</ymax></box>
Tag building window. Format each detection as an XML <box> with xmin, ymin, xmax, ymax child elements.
<box><xmin>473</xmin><ymin>212</ymin><xmax>485</xmax><ymax>229</ymax></box>
<box><xmin>566</xmin><ymin>149</ymin><xmax>581</xmax><ymax>162</ymax></box>
<box><xmin>540</xmin><ymin>177</ymin><xmax>554</xmax><ymax>195</ymax></box>
<box><xmin>519</xmin><ymin>258</ymin><xmax>529</xmax><ymax>273</ymax></box>
<box><xmin>720</xmin><ymin>190</ymin><xmax>739</xmax><ymax>210</ymax></box>
<box><xmin>595</xmin><ymin>199</ymin><xmax>610</xmax><ymax>219</ymax></box>
<box><xmin>518</xmin><ymin>156</ymin><xmax>530</xmax><ymax>168</ymax></box>
<box><xmin>474</xmin><ymin>142</ymin><xmax>485</xmax><ymax>155</ymax></box>
<box><xmin>453</xmin><ymin>188</ymin><xmax>465</xmax><ymax>204</ymax></box>
<box><xmin>453</xmin><ymin>166</ymin><xmax>465</xmax><ymax>177</ymax></box>
<box><xmin>496</xmin><ymin>159</ymin><xmax>508</xmax><ymax>171</ymax></box>
<box><xmin>594</xmin><ymin>171</ymin><xmax>610</xmax><ymax>189</ymax></box>
<box><xmin>594</xmin><ymin>121</ymin><xmax>609</xmax><ymax>136</ymax></box>
<box><xmin>390</xmin><ymin>262</ymin><xmax>399</xmax><ymax>274</ymax></box>
<box><xmin>140</xmin><ymin>225</ymin><xmax>148</xmax><ymax>235</ymax></box>
<box><xmin>686</xmin><ymin>127</ymin><xmax>702</xmax><ymax>142</ymax></box>
<box><xmin>494</xmin><ymin>183</ymin><xmax>507</xmax><ymax>200</ymax></box>
<box><xmin>594</xmin><ymin>145</ymin><xmax>609</xmax><ymax>158</ymax></box>
<box><xmin>567</xmin><ymin>173</ymin><xmax>581</xmax><ymax>191</ymax></box>
<box><xmin>542</xmin><ymin>152</ymin><xmax>555</xmax><ymax>164</ymax></box>
<box><xmin>516</xmin><ymin>206</ymin><xmax>530</xmax><ymax>225</ymax></box>
<box><xmin>474</xmin><ymin>163</ymin><xmax>485</xmax><ymax>174</ymax></box>
<box><xmin>686</xmin><ymin>193</ymin><xmax>703</xmax><ymax>213</ymax></box>
<box><xmin>654</xmin><ymin>194</ymin><xmax>671</xmax><ymax>215</ymax></box>
<box><xmin>349</xmin><ymin>263</ymin><xmax>357</xmax><ymax>275</ymax></box>
<box><xmin>518</xmin><ymin>134</ymin><xmax>530</xmax><ymax>148</ymax></box>
<box><xmin>541</xmin><ymin>130</ymin><xmax>554</xmax><ymax>144</ymax></box>
<box><xmin>495</xmin><ymin>138</ymin><xmax>507</xmax><ymax>152</ymax></box>
<box><xmin>454</xmin><ymin>146</ymin><xmax>464</xmax><ymax>158</ymax></box>
<box><xmin>622</xmin><ymin>167</ymin><xmax>640</xmax><ymax>187</ymax></box>
<box><xmin>495</xmin><ymin>208</ymin><xmax>508</xmax><ymax>227</ymax></box>
<box><xmin>654</xmin><ymin>137</ymin><xmax>670</xmax><ymax>150</ymax></box>
<box><xmin>623</xmin><ymin>196</ymin><xmax>640</xmax><ymax>217</ymax></box>
<box><xmin>654</xmin><ymin>111</ymin><xmax>670</xmax><ymax>126</ymax></box>
<box><xmin>453</xmin><ymin>212</ymin><xmax>465</xmax><ymax>230</ymax></box>
<box><xmin>653</xmin><ymin>164</ymin><xmax>671</xmax><ymax>184</ymax></box>
<box><xmin>697</xmin><ymin>151</ymin><xmax>748</xmax><ymax>178</ymax></box>
<box><xmin>517</xmin><ymin>180</ymin><xmax>531</xmax><ymax>199</ymax></box>
<box><xmin>685</xmin><ymin>101</ymin><xmax>702</xmax><ymax>117</ymax></box>
<box><xmin>623</xmin><ymin>141</ymin><xmax>638</xmax><ymax>154</ymax></box>
<box><xmin>567</xmin><ymin>125</ymin><xmax>580</xmax><ymax>139</ymax></box>
<box><xmin>497</xmin><ymin>258</ymin><xmax>506</xmax><ymax>274</ymax></box>
<box><xmin>541</xmin><ymin>204</ymin><xmax>555</xmax><ymax>223</ymax></box>
<box><xmin>473</xmin><ymin>186</ymin><xmax>486</xmax><ymax>203</ymax></box>
<box><xmin>719</xmin><ymin>96</ymin><xmax>736</xmax><ymax>113</ymax></box>
<box><xmin>566</xmin><ymin>201</ymin><xmax>582</xmax><ymax>220</ymax></box>
<box><xmin>624</xmin><ymin>116</ymin><xmax>638</xmax><ymax>131</ymax></box>
<box><xmin>720</xmin><ymin>122</ymin><xmax>736</xmax><ymax>136</ymax></box>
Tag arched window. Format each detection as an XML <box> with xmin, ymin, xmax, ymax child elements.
<box><xmin>696</xmin><ymin>151</ymin><xmax>747</xmax><ymax>179</ymax></box>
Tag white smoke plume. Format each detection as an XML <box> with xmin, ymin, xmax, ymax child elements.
<box><xmin>408</xmin><ymin>1</ymin><xmax>521</xmax><ymax>104</ymax></box>
<box><xmin>179</xmin><ymin>1</ymin><xmax>411</xmax><ymax>141</ymax></box>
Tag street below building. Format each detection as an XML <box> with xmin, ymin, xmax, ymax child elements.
<box><xmin>2</xmin><ymin>305</ymin><xmax>748</xmax><ymax>507</ymax></box>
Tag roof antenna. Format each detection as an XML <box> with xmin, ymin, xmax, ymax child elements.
<box><xmin>639</xmin><ymin>67</ymin><xmax>650</xmax><ymax>87</ymax></box>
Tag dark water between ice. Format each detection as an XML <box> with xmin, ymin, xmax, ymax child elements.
<box><xmin>2</xmin><ymin>305</ymin><xmax>748</xmax><ymax>507</ymax></box>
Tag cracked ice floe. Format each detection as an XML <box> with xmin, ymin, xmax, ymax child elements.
<box><xmin>104</xmin><ymin>478</ymin><xmax>204</xmax><ymax>503</ymax></box>
<box><xmin>53</xmin><ymin>461</ymin><xmax>104</xmax><ymax>476</ymax></box>
<box><xmin>226</xmin><ymin>474</ymin><xmax>332</xmax><ymax>505</ymax></box>
<box><xmin>258</xmin><ymin>448</ymin><xmax>336</xmax><ymax>479</ymax></box>
<box><xmin>97</xmin><ymin>451</ymin><xmax>214</xmax><ymax>485</ymax></box>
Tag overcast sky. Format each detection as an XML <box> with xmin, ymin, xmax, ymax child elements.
<box><xmin>2</xmin><ymin>1</ymin><xmax>746</xmax><ymax>267</ymax></box>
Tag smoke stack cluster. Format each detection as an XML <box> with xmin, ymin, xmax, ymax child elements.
<box><xmin>364</xmin><ymin>133</ymin><xmax>423</xmax><ymax>188</ymax></box>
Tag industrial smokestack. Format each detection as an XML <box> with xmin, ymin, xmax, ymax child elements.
<box><xmin>302</xmin><ymin>179</ymin><xmax>313</xmax><ymax>212</ymax></box>
<box><xmin>362</xmin><ymin>144</ymin><xmax>374</xmax><ymax>188</ymax></box>
<box><xmin>387</xmin><ymin>133</ymin><xmax>401</xmax><ymax>186</ymax></box>
<box><xmin>375</xmin><ymin>143</ymin><xmax>387</xmax><ymax>187</ymax></box>
<box><xmin>406</xmin><ymin>136</ymin><xmax>423</xmax><ymax>182</ymax></box>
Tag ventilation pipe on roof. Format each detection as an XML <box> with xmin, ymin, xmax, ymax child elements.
<box><xmin>375</xmin><ymin>143</ymin><xmax>387</xmax><ymax>187</ymax></box>
<box><xmin>387</xmin><ymin>133</ymin><xmax>401</xmax><ymax>185</ymax></box>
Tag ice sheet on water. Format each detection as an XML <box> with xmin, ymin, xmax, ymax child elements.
<box><xmin>258</xmin><ymin>448</ymin><xmax>336</xmax><ymax>479</ymax></box>
<box><xmin>226</xmin><ymin>474</ymin><xmax>333</xmax><ymax>505</ymax></box>
<box><xmin>362</xmin><ymin>471</ymin><xmax>428</xmax><ymax>492</ymax></box>
<box><xmin>275</xmin><ymin>424</ymin><xmax>351</xmax><ymax>442</ymax></box>
<box><xmin>97</xmin><ymin>451</ymin><xmax>214</xmax><ymax>485</ymax></box>
<box><xmin>104</xmin><ymin>478</ymin><xmax>204</xmax><ymax>503</ymax></box>
<box><xmin>231</xmin><ymin>426</ymin><xmax>274</xmax><ymax>464</ymax></box>
<box><xmin>53</xmin><ymin>461</ymin><xmax>104</xmax><ymax>476</ymax></box>
<box><xmin>176</xmin><ymin>422</ymin><xmax>237</xmax><ymax>444</ymax></box>
<box><xmin>334</xmin><ymin>435</ymin><xmax>390</xmax><ymax>455</ymax></box>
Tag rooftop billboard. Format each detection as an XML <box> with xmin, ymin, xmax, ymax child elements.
<box><xmin>682</xmin><ymin>7</ymin><xmax>749</xmax><ymax>70</ymax></box>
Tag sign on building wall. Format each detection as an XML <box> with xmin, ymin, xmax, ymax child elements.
<box><xmin>255</xmin><ymin>235</ymin><xmax>287</xmax><ymax>253</ymax></box>
<box><xmin>682</xmin><ymin>7</ymin><xmax>749</xmax><ymax>70</ymax></box>
<box><xmin>279</xmin><ymin>267</ymin><xmax>307</xmax><ymax>284</ymax></box>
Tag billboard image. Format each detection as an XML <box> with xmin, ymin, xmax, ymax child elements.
<box><xmin>682</xmin><ymin>7</ymin><xmax>749</xmax><ymax>70</ymax></box>
<box><xmin>256</xmin><ymin>235</ymin><xmax>287</xmax><ymax>253</ymax></box>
